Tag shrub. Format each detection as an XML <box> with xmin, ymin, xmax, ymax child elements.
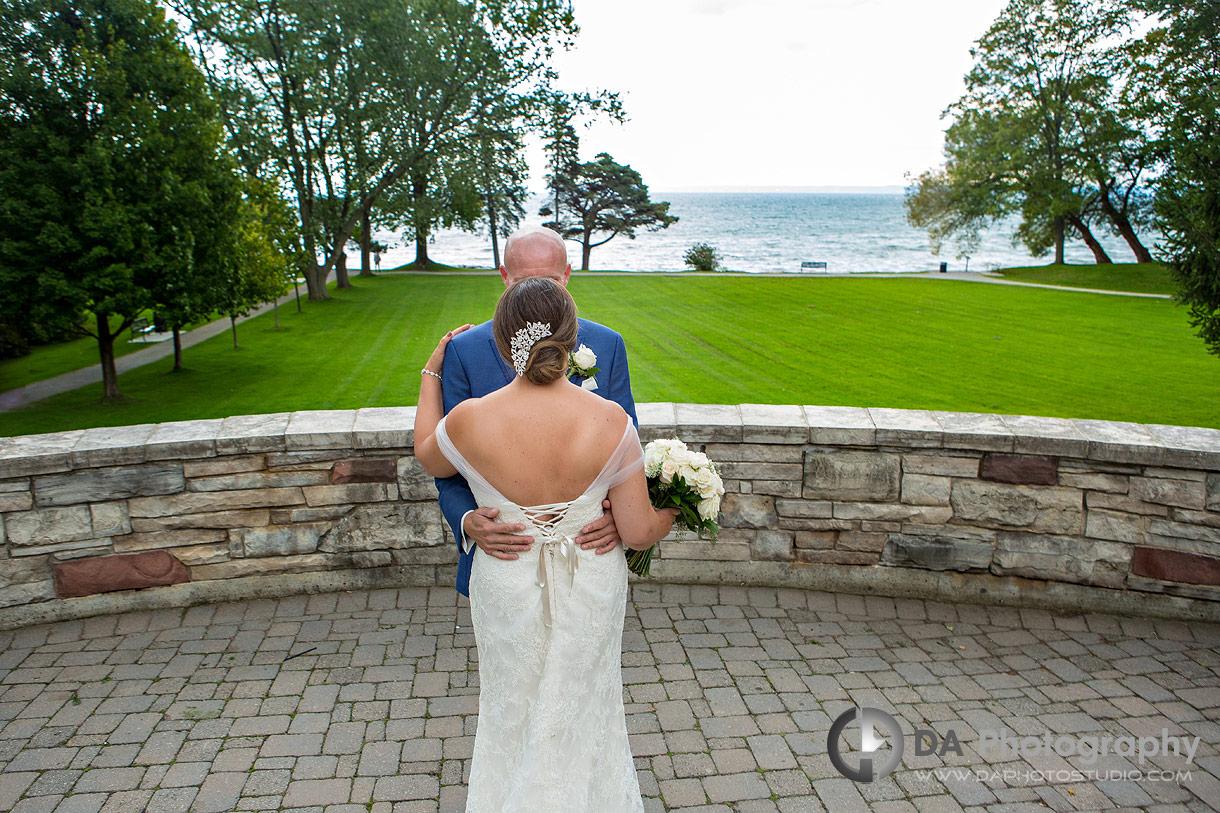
<box><xmin>684</xmin><ymin>242</ymin><xmax>723</xmax><ymax>272</ymax></box>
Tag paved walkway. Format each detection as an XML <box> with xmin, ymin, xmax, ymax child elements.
<box><xmin>0</xmin><ymin>584</ymin><xmax>1216</xmax><ymax>812</ymax></box>
<box><xmin>928</xmin><ymin>272</ymin><xmax>1173</xmax><ymax>300</ymax></box>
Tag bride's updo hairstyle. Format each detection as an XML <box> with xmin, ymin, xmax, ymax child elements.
<box><xmin>493</xmin><ymin>277</ymin><xmax>579</xmax><ymax>385</ymax></box>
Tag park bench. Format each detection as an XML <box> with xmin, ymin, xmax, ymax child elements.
<box><xmin>130</xmin><ymin>318</ymin><xmax>156</xmax><ymax>342</ymax></box>
<box><xmin>799</xmin><ymin>261</ymin><xmax>828</xmax><ymax>271</ymax></box>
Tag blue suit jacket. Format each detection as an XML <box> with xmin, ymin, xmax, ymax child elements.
<box><xmin>436</xmin><ymin>317</ymin><xmax>639</xmax><ymax>597</ymax></box>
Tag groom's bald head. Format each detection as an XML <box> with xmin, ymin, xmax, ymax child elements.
<box><xmin>501</xmin><ymin>226</ymin><xmax>571</xmax><ymax>286</ymax></box>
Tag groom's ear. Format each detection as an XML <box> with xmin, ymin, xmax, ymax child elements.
<box><xmin>499</xmin><ymin>265</ymin><xmax>510</xmax><ymax>286</ymax></box>
<box><xmin>561</xmin><ymin>264</ymin><xmax>571</xmax><ymax>286</ymax></box>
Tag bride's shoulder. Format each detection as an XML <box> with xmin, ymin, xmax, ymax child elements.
<box><xmin>444</xmin><ymin>398</ymin><xmax>481</xmax><ymax>434</ymax></box>
<box><xmin>578</xmin><ymin>392</ymin><xmax>629</xmax><ymax>433</ymax></box>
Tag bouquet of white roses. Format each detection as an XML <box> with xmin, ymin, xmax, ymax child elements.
<box><xmin>625</xmin><ymin>438</ymin><xmax>725</xmax><ymax>578</ymax></box>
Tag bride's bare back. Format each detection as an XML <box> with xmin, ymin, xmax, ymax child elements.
<box><xmin>442</xmin><ymin>377</ymin><xmax>628</xmax><ymax>508</ymax></box>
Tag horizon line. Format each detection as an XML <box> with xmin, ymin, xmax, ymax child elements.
<box><xmin>528</xmin><ymin>184</ymin><xmax>908</xmax><ymax>195</ymax></box>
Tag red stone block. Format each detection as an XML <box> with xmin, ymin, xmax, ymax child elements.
<box><xmin>330</xmin><ymin>458</ymin><xmax>397</xmax><ymax>484</ymax></box>
<box><xmin>53</xmin><ymin>550</ymin><xmax>189</xmax><ymax>599</ymax></box>
<box><xmin>1132</xmin><ymin>547</ymin><xmax>1220</xmax><ymax>586</ymax></box>
<box><xmin>979</xmin><ymin>453</ymin><xmax>1058</xmax><ymax>485</ymax></box>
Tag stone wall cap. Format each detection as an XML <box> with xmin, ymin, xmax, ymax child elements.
<box><xmin>145</xmin><ymin>418</ymin><xmax>223</xmax><ymax>460</ymax></box>
<box><xmin>353</xmin><ymin>407</ymin><xmax>416</xmax><ymax>449</ymax></box>
<box><xmin>71</xmin><ymin>423</ymin><xmax>158</xmax><ymax>468</ymax></box>
<box><xmin>1</xmin><ymin>405</ymin><xmax>1215</xmax><ymax>464</ymax></box>
<box><xmin>284</xmin><ymin>410</ymin><xmax>356</xmax><ymax>451</ymax></box>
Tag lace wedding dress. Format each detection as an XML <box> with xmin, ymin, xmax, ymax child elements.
<box><xmin>434</xmin><ymin>414</ymin><xmax>646</xmax><ymax>813</ymax></box>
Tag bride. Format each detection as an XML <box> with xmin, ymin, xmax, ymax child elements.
<box><xmin>413</xmin><ymin>276</ymin><xmax>678</xmax><ymax>812</ymax></box>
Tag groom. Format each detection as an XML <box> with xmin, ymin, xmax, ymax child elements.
<box><xmin>435</xmin><ymin>226</ymin><xmax>639</xmax><ymax>598</ymax></box>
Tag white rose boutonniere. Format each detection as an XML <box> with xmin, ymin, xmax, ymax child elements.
<box><xmin>568</xmin><ymin>344</ymin><xmax>599</xmax><ymax>390</ymax></box>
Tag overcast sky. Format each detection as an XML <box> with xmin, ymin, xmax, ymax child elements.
<box><xmin>531</xmin><ymin>0</ymin><xmax>1010</xmax><ymax>191</ymax></box>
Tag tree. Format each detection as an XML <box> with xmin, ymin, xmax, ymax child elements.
<box><xmin>471</xmin><ymin>91</ymin><xmax>529</xmax><ymax>269</ymax></box>
<box><xmin>545</xmin><ymin>153</ymin><xmax>678</xmax><ymax>271</ymax></box>
<box><xmin>907</xmin><ymin>0</ymin><xmax>1137</xmax><ymax>264</ymax></box>
<box><xmin>173</xmin><ymin>0</ymin><xmax>583</xmax><ymax>287</ymax></box>
<box><xmin>216</xmin><ymin>190</ymin><xmax>293</xmax><ymax>349</ymax></box>
<box><xmin>0</xmin><ymin>0</ymin><xmax>244</xmax><ymax>400</ymax></box>
<box><xmin>1136</xmin><ymin>0</ymin><xmax>1220</xmax><ymax>356</ymax></box>
<box><xmin>538</xmin><ymin>89</ymin><xmax>624</xmax><ymax>234</ymax></box>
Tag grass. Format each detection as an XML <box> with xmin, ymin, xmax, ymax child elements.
<box><xmin>994</xmin><ymin>262</ymin><xmax>1176</xmax><ymax>296</ymax></box>
<box><xmin>1</xmin><ymin>272</ymin><xmax>1217</xmax><ymax>437</ymax></box>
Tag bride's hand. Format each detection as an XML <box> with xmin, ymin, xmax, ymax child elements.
<box><xmin>425</xmin><ymin>324</ymin><xmax>473</xmax><ymax>376</ymax></box>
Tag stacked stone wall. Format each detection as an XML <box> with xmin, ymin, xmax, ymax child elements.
<box><xmin>1</xmin><ymin>404</ymin><xmax>1218</xmax><ymax>627</ymax></box>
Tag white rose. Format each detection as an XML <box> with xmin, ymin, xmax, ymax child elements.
<box><xmin>688</xmin><ymin>451</ymin><xmax>709</xmax><ymax>468</ymax></box>
<box><xmin>697</xmin><ymin>496</ymin><xmax>719</xmax><ymax>522</ymax></box>
<box><xmin>676</xmin><ymin>464</ymin><xmax>698</xmax><ymax>486</ymax></box>
<box><xmin>689</xmin><ymin>466</ymin><xmax>717</xmax><ymax>498</ymax></box>
<box><xmin>572</xmin><ymin>344</ymin><xmax>597</xmax><ymax>370</ymax></box>
<box><xmin>652</xmin><ymin>438</ymin><xmax>687</xmax><ymax>455</ymax></box>
<box><xmin>668</xmin><ymin>448</ymin><xmax>693</xmax><ymax>467</ymax></box>
<box><xmin>659</xmin><ymin>458</ymin><xmax>680</xmax><ymax>484</ymax></box>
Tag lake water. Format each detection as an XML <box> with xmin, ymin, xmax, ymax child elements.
<box><xmin>373</xmin><ymin>192</ymin><xmax>1145</xmax><ymax>274</ymax></box>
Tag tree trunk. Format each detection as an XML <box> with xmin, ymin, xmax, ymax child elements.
<box><xmin>1053</xmin><ymin>216</ymin><xmax>1066</xmax><ymax>265</ymax></box>
<box><xmin>581</xmin><ymin>234</ymin><xmax>592</xmax><ymax>272</ymax></box>
<box><xmin>96</xmin><ymin>312</ymin><xmax>121</xmax><ymax>400</ymax></box>
<box><xmin>230</xmin><ymin>314</ymin><xmax>239</xmax><ymax>348</ymax></box>
<box><xmin>1066</xmin><ymin>213</ymin><xmax>1113</xmax><ymax>264</ymax></box>
<box><xmin>1098</xmin><ymin>184</ymin><xmax>1153</xmax><ymax>263</ymax></box>
<box><xmin>305</xmin><ymin>264</ymin><xmax>329</xmax><ymax>301</ymax></box>
<box><xmin>172</xmin><ymin>326</ymin><xmax>183</xmax><ymax>372</ymax></box>
<box><xmin>411</xmin><ymin>172</ymin><xmax>430</xmax><ymax>270</ymax></box>
<box><xmin>487</xmin><ymin>192</ymin><xmax>501</xmax><ymax>269</ymax></box>
<box><xmin>414</xmin><ymin>236</ymin><xmax>430</xmax><ymax>270</ymax></box>
<box><xmin>336</xmin><ymin>251</ymin><xmax>351</xmax><ymax>288</ymax></box>
<box><xmin>359</xmin><ymin>205</ymin><xmax>374</xmax><ymax>276</ymax></box>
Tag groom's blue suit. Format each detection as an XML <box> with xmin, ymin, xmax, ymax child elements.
<box><xmin>436</xmin><ymin>317</ymin><xmax>639</xmax><ymax>597</ymax></box>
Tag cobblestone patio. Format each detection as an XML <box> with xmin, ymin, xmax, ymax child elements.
<box><xmin>0</xmin><ymin>583</ymin><xmax>1217</xmax><ymax>813</ymax></box>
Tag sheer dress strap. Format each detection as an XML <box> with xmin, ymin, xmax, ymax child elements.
<box><xmin>589</xmin><ymin>418</ymin><xmax>645</xmax><ymax>493</ymax></box>
<box><xmin>435</xmin><ymin>415</ymin><xmax>509</xmax><ymax>504</ymax></box>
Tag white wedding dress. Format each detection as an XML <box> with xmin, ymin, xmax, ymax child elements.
<box><xmin>434</xmin><ymin>414</ymin><xmax>646</xmax><ymax>813</ymax></box>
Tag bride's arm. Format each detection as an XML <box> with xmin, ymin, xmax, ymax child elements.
<box><xmin>413</xmin><ymin>325</ymin><xmax>472</xmax><ymax>478</ymax></box>
<box><xmin>608</xmin><ymin>470</ymin><xmax>680</xmax><ymax>551</ymax></box>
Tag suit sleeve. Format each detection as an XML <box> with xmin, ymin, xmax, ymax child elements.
<box><xmin>435</xmin><ymin>341</ymin><xmax>478</xmax><ymax>550</ymax></box>
<box><xmin>607</xmin><ymin>333</ymin><xmax>638</xmax><ymax>429</ymax></box>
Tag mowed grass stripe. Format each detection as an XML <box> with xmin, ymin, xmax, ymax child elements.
<box><xmin>1</xmin><ymin>272</ymin><xmax>1216</xmax><ymax>437</ymax></box>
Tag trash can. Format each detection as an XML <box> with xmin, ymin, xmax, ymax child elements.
<box><xmin>939</xmin><ymin>262</ymin><xmax>948</xmax><ymax>273</ymax></box>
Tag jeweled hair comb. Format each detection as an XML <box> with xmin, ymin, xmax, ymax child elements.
<box><xmin>510</xmin><ymin>321</ymin><xmax>552</xmax><ymax>377</ymax></box>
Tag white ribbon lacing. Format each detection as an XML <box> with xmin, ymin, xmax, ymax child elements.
<box><xmin>521</xmin><ymin>505</ymin><xmax>580</xmax><ymax>629</ymax></box>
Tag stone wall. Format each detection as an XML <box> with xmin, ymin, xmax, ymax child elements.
<box><xmin>1</xmin><ymin>404</ymin><xmax>1218</xmax><ymax>628</ymax></box>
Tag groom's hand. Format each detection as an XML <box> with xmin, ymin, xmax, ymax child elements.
<box><xmin>464</xmin><ymin>507</ymin><xmax>533</xmax><ymax>561</ymax></box>
<box><xmin>577</xmin><ymin>499</ymin><xmax>621</xmax><ymax>555</ymax></box>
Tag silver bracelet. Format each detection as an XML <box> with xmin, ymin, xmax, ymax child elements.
<box><xmin>421</xmin><ymin>368</ymin><xmax>442</xmax><ymax>381</ymax></box>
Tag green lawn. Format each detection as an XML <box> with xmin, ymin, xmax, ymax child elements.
<box><xmin>2</xmin><ymin>272</ymin><xmax>1217</xmax><ymax>437</ymax></box>
<box><xmin>995</xmin><ymin>262</ymin><xmax>1175</xmax><ymax>295</ymax></box>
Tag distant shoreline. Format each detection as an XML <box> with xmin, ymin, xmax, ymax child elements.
<box><xmin>621</xmin><ymin>186</ymin><xmax>906</xmax><ymax>195</ymax></box>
